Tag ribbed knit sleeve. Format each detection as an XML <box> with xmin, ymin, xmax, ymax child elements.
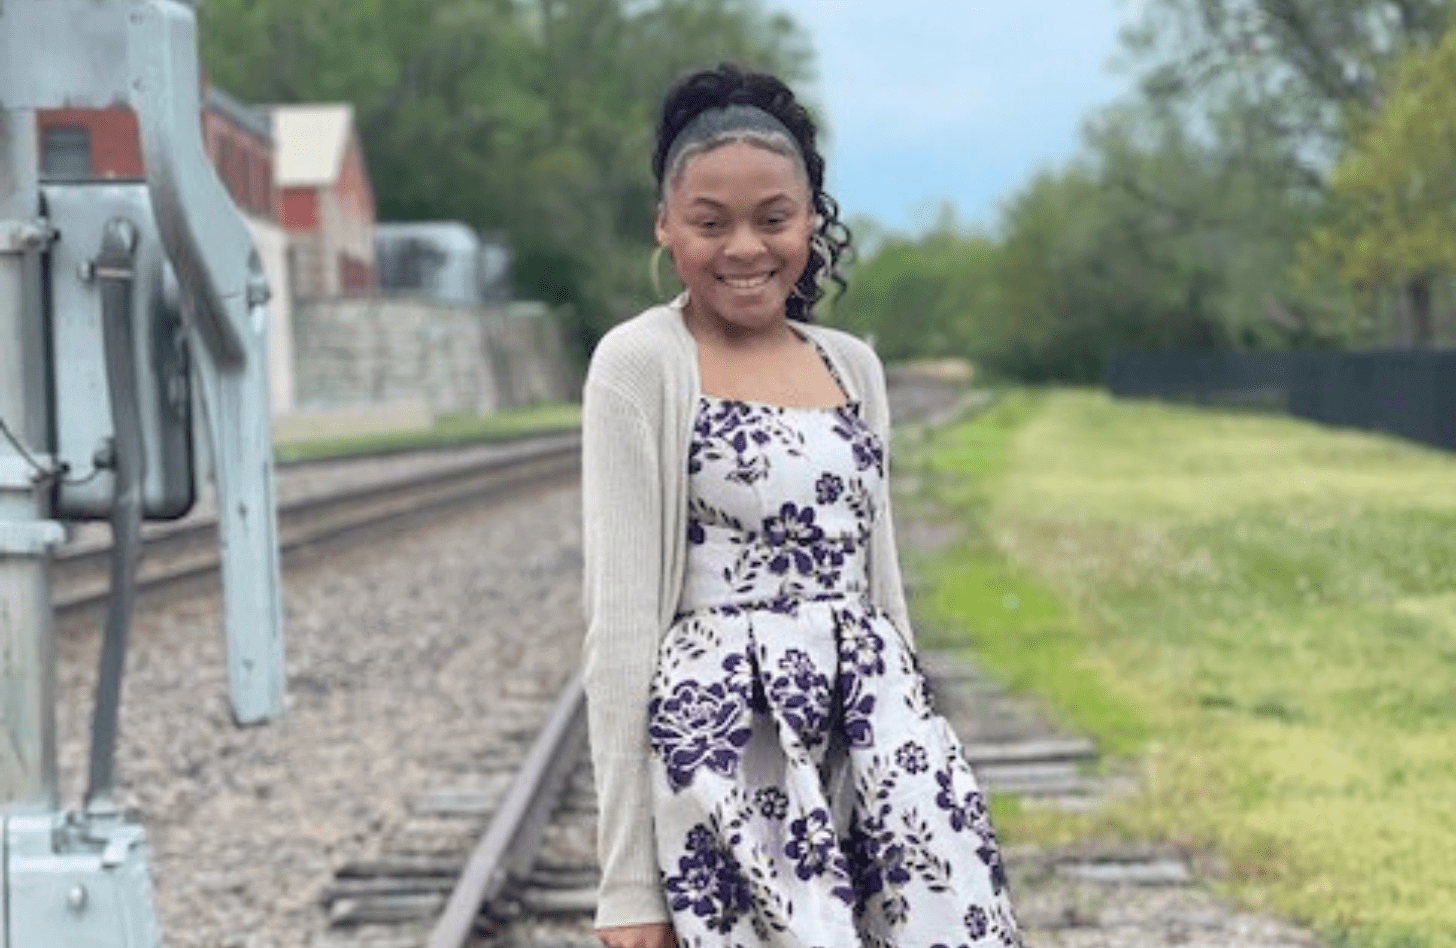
<box><xmin>861</xmin><ymin>353</ymin><xmax>915</xmax><ymax>644</ymax></box>
<box><xmin>581</xmin><ymin>375</ymin><xmax>672</xmax><ymax>928</ymax></box>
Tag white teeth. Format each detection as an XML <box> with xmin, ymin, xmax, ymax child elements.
<box><xmin>720</xmin><ymin>272</ymin><xmax>773</xmax><ymax>289</ymax></box>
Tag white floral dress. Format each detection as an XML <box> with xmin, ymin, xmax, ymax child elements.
<box><xmin>647</xmin><ymin>382</ymin><xmax>1022</xmax><ymax>948</ymax></box>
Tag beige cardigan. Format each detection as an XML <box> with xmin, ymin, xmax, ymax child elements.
<box><xmin>580</xmin><ymin>296</ymin><xmax>914</xmax><ymax>929</ymax></box>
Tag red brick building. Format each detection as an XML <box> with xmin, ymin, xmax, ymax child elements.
<box><xmin>37</xmin><ymin>86</ymin><xmax>276</xmax><ymax>221</ymax></box>
<box><xmin>202</xmin><ymin>87</ymin><xmax>276</xmax><ymax>220</ymax></box>
<box><xmin>271</xmin><ymin>104</ymin><xmax>377</xmax><ymax>297</ymax></box>
<box><xmin>36</xmin><ymin>106</ymin><xmax>144</xmax><ymax>180</ymax></box>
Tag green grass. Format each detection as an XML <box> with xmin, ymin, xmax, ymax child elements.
<box><xmin>902</xmin><ymin>389</ymin><xmax>1456</xmax><ymax>948</ymax></box>
<box><xmin>898</xmin><ymin>393</ymin><xmax>1150</xmax><ymax>757</ymax></box>
<box><xmin>272</xmin><ymin>402</ymin><xmax>581</xmax><ymax>463</ymax></box>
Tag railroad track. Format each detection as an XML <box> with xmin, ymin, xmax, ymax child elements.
<box><xmin>62</xmin><ymin>389</ymin><xmax>1117</xmax><ymax>948</ymax></box>
<box><xmin>281</xmin><ymin>391</ymin><xmax>1103</xmax><ymax>948</ymax></box>
<box><xmin>315</xmin><ymin>676</ymin><xmax>596</xmax><ymax>948</ymax></box>
<box><xmin>50</xmin><ymin>431</ymin><xmax>582</xmax><ymax>616</ymax></box>
<box><xmin>48</xmin><ymin>428</ymin><xmax>597</xmax><ymax>948</ymax></box>
<box><xmin>396</xmin><ymin>649</ymin><xmax>1109</xmax><ymax>948</ymax></box>
<box><xmin>76</xmin><ymin>384</ymin><xmax>1299</xmax><ymax>948</ymax></box>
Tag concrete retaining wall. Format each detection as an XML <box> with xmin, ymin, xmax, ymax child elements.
<box><xmin>291</xmin><ymin>296</ymin><xmax>573</xmax><ymax>417</ymax></box>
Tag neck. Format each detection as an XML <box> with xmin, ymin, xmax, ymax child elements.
<box><xmin>682</xmin><ymin>300</ymin><xmax>798</xmax><ymax>351</ymax></box>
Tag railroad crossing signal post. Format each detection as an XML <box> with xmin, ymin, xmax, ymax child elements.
<box><xmin>1</xmin><ymin>84</ymin><xmax>63</xmax><ymax>819</ymax></box>
<box><xmin>2</xmin><ymin>2</ymin><xmax>286</xmax><ymax>944</ymax></box>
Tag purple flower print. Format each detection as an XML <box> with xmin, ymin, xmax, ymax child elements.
<box><xmin>846</xmin><ymin>811</ymin><xmax>912</xmax><ymax>905</ymax></box>
<box><xmin>662</xmin><ymin>824</ymin><xmax>752</xmax><ymax>934</ymax></box>
<box><xmin>784</xmin><ymin>808</ymin><xmax>852</xmax><ymax>900</ymax></box>
<box><xmin>837</xmin><ymin>670</ymin><xmax>877</xmax><ymax>748</ymax></box>
<box><xmin>754</xmin><ymin>786</ymin><xmax>789</xmax><ymax>821</ymax></box>
<box><xmin>935</xmin><ymin>767</ymin><xmax>1009</xmax><ymax>894</ymax></box>
<box><xmin>649</xmin><ymin>680</ymin><xmax>751</xmax><ymax>792</ymax></box>
<box><xmin>762</xmin><ymin>502</ymin><xmax>824</xmax><ymax>577</ymax></box>
<box><xmin>934</xmin><ymin>766</ymin><xmax>988</xmax><ymax>834</ymax></box>
<box><xmin>832</xmin><ymin>411</ymin><xmax>885</xmax><ymax>475</ymax></box>
<box><xmin>964</xmin><ymin>904</ymin><xmax>989</xmax><ymax>939</ymax></box>
<box><xmin>767</xmin><ymin>649</ymin><xmax>831</xmax><ymax>747</ymax></box>
<box><xmin>837</xmin><ymin>610</ymin><xmax>886</xmax><ymax>677</ymax></box>
<box><xmin>895</xmin><ymin>741</ymin><xmax>929</xmax><ymax>774</ymax></box>
<box><xmin>660</xmin><ymin>386</ymin><xmax>1020</xmax><ymax>944</ymax></box>
<box><xmin>816</xmin><ymin>472</ymin><xmax>844</xmax><ymax>504</ymax></box>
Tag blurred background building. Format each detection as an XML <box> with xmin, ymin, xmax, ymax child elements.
<box><xmin>375</xmin><ymin>221</ymin><xmax>512</xmax><ymax>306</ymax></box>
<box><xmin>271</xmin><ymin>103</ymin><xmax>377</xmax><ymax>299</ymax></box>
<box><xmin>34</xmin><ymin>88</ymin><xmax>570</xmax><ymax>442</ymax></box>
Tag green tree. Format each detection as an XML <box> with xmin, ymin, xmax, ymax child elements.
<box><xmin>992</xmin><ymin>158</ymin><xmax>1230</xmax><ymax>382</ymax></box>
<box><xmin>1118</xmin><ymin>0</ymin><xmax>1453</xmax><ymax>345</ymax></box>
<box><xmin>1301</xmin><ymin>27</ymin><xmax>1456</xmax><ymax>343</ymax></box>
<box><xmin>836</xmin><ymin>0</ymin><xmax>1456</xmax><ymax>379</ymax></box>
<box><xmin>833</xmin><ymin>208</ymin><xmax>1001</xmax><ymax>364</ymax></box>
<box><xmin>1124</xmin><ymin>0</ymin><xmax>1450</xmax><ymax>185</ymax></box>
<box><xmin>193</xmin><ymin>0</ymin><xmax>812</xmax><ymax>358</ymax></box>
<box><xmin>1090</xmin><ymin>105</ymin><xmax>1354</xmax><ymax>348</ymax></box>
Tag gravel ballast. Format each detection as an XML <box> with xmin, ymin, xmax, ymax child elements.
<box><xmin>53</xmin><ymin>468</ymin><xmax>583</xmax><ymax>948</ymax></box>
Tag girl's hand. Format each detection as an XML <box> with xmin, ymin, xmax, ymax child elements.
<box><xmin>596</xmin><ymin>922</ymin><xmax>676</xmax><ymax>948</ymax></box>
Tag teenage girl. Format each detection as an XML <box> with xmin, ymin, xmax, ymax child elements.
<box><xmin>582</xmin><ymin>63</ymin><xmax>1021</xmax><ymax>948</ymax></box>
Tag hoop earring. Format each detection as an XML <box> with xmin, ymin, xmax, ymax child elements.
<box><xmin>810</xmin><ymin>234</ymin><xmax>833</xmax><ymax>285</ymax></box>
<box><xmin>650</xmin><ymin>244</ymin><xmax>669</xmax><ymax>298</ymax></box>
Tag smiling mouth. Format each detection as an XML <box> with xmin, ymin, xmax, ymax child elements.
<box><xmin>717</xmin><ymin>271</ymin><xmax>775</xmax><ymax>290</ymax></box>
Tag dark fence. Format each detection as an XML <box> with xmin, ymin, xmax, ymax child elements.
<box><xmin>1106</xmin><ymin>350</ymin><xmax>1456</xmax><ymax>452</ymax></box>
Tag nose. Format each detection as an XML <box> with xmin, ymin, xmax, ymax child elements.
<box><xmin>723</xmin><ymin>222</ymin><xmax>767</xmax><ymax>260</ymax></box>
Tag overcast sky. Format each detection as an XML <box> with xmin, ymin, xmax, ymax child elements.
<box><xmin>768</xmin><ymin>0</ymin><xmax>1137</xmax><ymax>235</ymax></box>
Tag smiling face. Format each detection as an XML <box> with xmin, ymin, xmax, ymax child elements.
<box><xmin>656</xmin><ymin>140</ymin><xmax>814</xmax><ymax>337</ymax></box>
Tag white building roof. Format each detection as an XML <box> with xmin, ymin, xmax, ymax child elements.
<box><xmin>271</xmin><ymin>103</ymin><xmax>354</xmax><ymax>187</ymax></box>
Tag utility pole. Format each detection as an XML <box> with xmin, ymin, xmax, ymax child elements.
<box><xmin>0</xmin><ymin>81</ymin><xmax>63</xmax><ymax>814</ymax></box>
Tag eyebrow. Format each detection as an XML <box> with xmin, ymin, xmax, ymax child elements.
<box><xmin>685</xmin><ymin>193</ymin><xmax>799</xmax><ymax>210</ymax></box>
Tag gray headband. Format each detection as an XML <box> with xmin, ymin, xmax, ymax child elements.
<box><xmin>662</xmin><ymin>104</ymin><xmax>806</xmax><ymax>190</ymax></box>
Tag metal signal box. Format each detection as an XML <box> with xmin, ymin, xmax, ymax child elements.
<box><xmin>3</xmin><ymin>813</ymin><xmax>161</xmax><ymax>948</ymax></box>
<box><xmin>43</xmin><ymin>183</ymin><xmax>195</xmax><ymax>521</ymax></box>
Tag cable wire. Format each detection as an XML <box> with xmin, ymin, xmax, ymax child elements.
<box><xmin>0</xmin><ymin>415</ymin><xmax>61</xmax><ymax>482</ymax></box>
<box><xmin>0</xmin><ymin>416</ymin><xmax>109</xmax><ymax>487</ymax></box>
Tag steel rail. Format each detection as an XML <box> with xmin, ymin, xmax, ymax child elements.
<box><xmin>429</xmin><ymin>673</ymin><xmax>588</xmax><ymax>948</ymax></box>
<box><xmin>52</xmin><ymin>431</ymin><xmax>581</xmax><ymax>616</ymax></box>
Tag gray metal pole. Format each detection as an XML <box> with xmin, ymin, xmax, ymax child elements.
<box><xmin>0</xmin><ymin>102</ymin><xmax>62</xmax><ymax>812</ymax></box>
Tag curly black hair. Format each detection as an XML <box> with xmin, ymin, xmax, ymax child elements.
<box><xmin>653</xmin><ymin>62</ymin><xmax>853</xmax><ymax>323</ymax></box>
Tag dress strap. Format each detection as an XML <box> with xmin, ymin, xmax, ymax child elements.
<box><xmin>804</xmin><ymin>335</ymin><xmax>854</xmax><ymax>404</ymax></box>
